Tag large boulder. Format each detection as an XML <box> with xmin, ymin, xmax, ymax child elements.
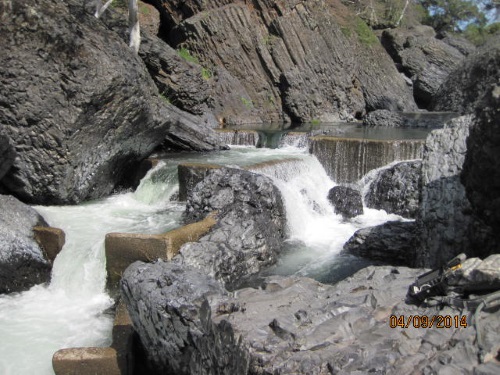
<box><xmin>417</xmin><ymin>115</ymin><xmax>487</xmax><ymax>267</ymax></box>
<box><xmin>461</xmin><ymin>85</ymin><xmax>500</xmax><ymax>255</ymax></box>
<box><xmin>0</xmin><ymin>0</ymin><xmax>223</xmax><ymax>205</ymax></box>
<box><xmin>381</xmin><ymin>25</ymin><xmax>467</xmax><ymax>107</ymax></box>
<box><xmin>0</xmin><ymin>195</ymin><xmax>51</xmax><ymax>294</ymax></box>
<box><xmin>327</xmin><ymin>186</ymin><xmax>363</xmax><ymax>220</ymax></box>
<box><xmin>431</xmin><ymin>38</ymin><xmax>500</xmax><ymax>114</ymax></box>
<box><xmin>364</xmin><ymin>160</ymin><xmax>421</xmax><ymax>219</ymax></box>
<box><xmin>342</xmin><ymin>221</ymin><xmax>420</xmax><ymax>266</ymax></box>
<box><xmin>122</xmin><ymin>261</ymin><xmax>500</xmax><ymax>374</ymax></box>
<box><xmin>177</xmin><ymin>167</ymin><xmax>286</xmax><ymax>286</ymax></box>
<box><xmin>146</xmin><ymin>0</ymin><xmax>417</xmax><ymax>124</ymax></box>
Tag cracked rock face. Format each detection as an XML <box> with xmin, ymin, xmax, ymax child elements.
<box><xmin>148</xmin><ymin>0</ymin><xmax>417</xmax><ymax>124</ymax></box>
<box><xmin>178</xmin><ymin>167</ymin><xmax>286</xmax><ymax>286</ymax></box>
<box><xmin>0</xmin><ymin>0</ymin><xmax>224</xmax><ymax>204</ymax></box>
<box><xmin>122</xmin><ymin>262</ymin><xmax>500</xmax><ymax>374</ymax></box>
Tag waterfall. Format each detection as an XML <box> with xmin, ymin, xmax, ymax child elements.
<box><xmin>278</xmin><ymin>132</ymin><xmax>310</xmax><ymax>149</ymax></box>
<box><xmin>310</xmin><ymin>136</ymin><xmax>424</xmax><ymax>183</ymax></box>
<box><xmin>215</xmin><ymin>130</ymin><xmax>259</xmax><ymax>146</ymax></box>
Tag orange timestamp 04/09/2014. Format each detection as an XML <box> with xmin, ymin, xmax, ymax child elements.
<box><xmin>389</xmin><ymin>315</ymin><xmax>468</xmax><ymax>329</ymax></box>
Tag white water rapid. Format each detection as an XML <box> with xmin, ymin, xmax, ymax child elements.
<box><xmin>0</xmin><ymin>143</ymin><xmax>409</xmax><ymax>374</ymax></box>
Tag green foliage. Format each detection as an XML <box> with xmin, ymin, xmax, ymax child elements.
<box><xmin>419</xmin><ymin>0</ymin><xmax>487</xmax><ymax>32</ymax></box>
<box><xmin>311</xmin><ymin>118</ymin><xmax>321</xmax><ymax>126</ymax></box>
<box><xmin>201</xmin><ymin>67</ymin><xmax>212</xmax><ymax>80</ymax></box>
<box><xmin>177</xmin><ymin>48</ymin><xmax>200</xmax><ymax>64</ymax></box>
<box><xmin>463</xmin><ymin>21</ymin><xmax>500</xmax><ymax>45</ymax></box>
<box><xmin>341</xmin><ymin>26</ymin><xmax>352</xmax><ymax>38</ymax></box>
<box><xmin>355</xmin><ymin>18</ymin><xmax>378</xmax><ymax>46</ymax></box>
<box><xmin>112</xmin><ymin>0</ymin><xmax>128</xmax><ymax>9</ymax></box>
<box><xmin>240</xmin><ymin>97</ymin><xmax>253</xmax><ymax>109</ymax></box>
<box><xmin>160</xmin><ymin>92</ymin><xmax>171</xmax><ymax>104</ymax></box>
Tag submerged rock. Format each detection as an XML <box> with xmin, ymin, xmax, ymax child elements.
<box><xmin>0</xmin><ymin>195</ymin><xmax>51</xmax><ymax>294</ymax></box>
<box><xmin>327</xmin><ymin>186</ymin><xmax>363</xmax><ymax>219</ymax></box>
<box><xmin>364</xmin><ymin>160</ymin><xmax>421</xmax><ymax>219</ymax></box>
<box><xmin>122</xmin><ymin>262</ymin><xmax>500</xmax><ymax>374</ymax></box>
<box><xmin>178</xmin><ymin>167</ymin><xmax>286</xmax><ymax>286</ymax></box>
<box><xmin>342</xmin><ymin>221</ymin><xmax>420</xmax><ymax>266</ymax></box>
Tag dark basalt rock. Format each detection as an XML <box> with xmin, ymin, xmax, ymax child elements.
<box><xmin>121</xmin><ymin>261</ymin><xmax>231</xmax><ymax>375</ymax></box>
<box><xmin>461</xmin><ymin>85</ymin><xmax>500</xmax><ymax>256</ymax></box>
<box><xmin>0</xmin><ymin>195</ymin><xmax>51</xmax><ymax>294</ymax></box>
<box><xmin>122</xmin><ymin>261</ymin><xmax>500</xmax><ymax>374</ymax></box>
<box><xmin>147</xmin><ymin>0</ymin><xmax>417</xmax><ymax>124</ymax></box>
<box><xmin>0</xmin><ymin>0</ymin><xmax>223</xmax><ymax>204</ymax></box>
<box><xmin>178</xmin><ymin>167</ymin><xmax>286</xmax><ymax>286</ymax></box>
<box><xmin>365</xmin><ymin>160</ymin><xmax>421</xmax><ymax>218</ymax></box>
<box><xmin>381</xmin><ymin>25</ymin><xmax>466</xmax><ymax>108</ymax></box>
<box><xmin>431</xmin><ymin>38</ymin><xmax>500</xmax><ymax>114</ymax></box>
<box><xmin>0</xmin><ymin>133</ymin><xmax>15</xmax><ymax>182</ymax></box>
<box><xmin>327</xmin><ymin>186</ymin><xmax>363</xmax><ymax>220</ymax></box>
<box><xmin>342</xmin><ymin>221</ymin><xmax>420</xmax><ymax>266</ymax></box>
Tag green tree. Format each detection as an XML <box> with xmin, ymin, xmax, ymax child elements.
<box><xmin>419</xmin><ymin>0</ymin><xmax>487</xmax><ymax>32</ymax></box>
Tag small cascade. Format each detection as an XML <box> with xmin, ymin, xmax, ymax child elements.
<box><xmin>310</xmin><ymin>136</ymin><xmax>424</xmax><ymax>183</ymax></box>
<box><xmin>0</xmin><ymin>163</ymin><xmax>184</xmax><ymax>375</ymax></box>
<box><xmin>215</xmin><ymin>129</ymin><xmax>259</xmax><ymax>146</ymax></box>
<box><xmin>247</xmin><ymin>154</ymin><xmax>404</xmax><ymax>283</ymax></box>
<box><xmin>278</xmin><ymin>132</ymin><xmax>310</xmax><ymax>149</ymax></box>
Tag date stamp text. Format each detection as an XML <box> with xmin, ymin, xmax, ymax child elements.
<box><xmin>389</xmin><ymin>315</ymin><xmax>468</xmax><ymax>329</ymax></box>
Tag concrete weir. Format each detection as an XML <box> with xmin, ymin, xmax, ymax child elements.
<box><xmin>310</xmin><ymin>136</ymin><xmax>424</xmax><ymax>183</ymax></box>
<box><xmin>105</xmin><ymin>213</ymin><xmax>217</xmax><ymax>289</ymax></box>
<box><xmin>52</xmin><ymin>301</ymin><xmax>134</xmax><ymax>375</ymax></box>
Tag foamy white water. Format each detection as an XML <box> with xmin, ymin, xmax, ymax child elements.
<box><xmin>0</xmin><ymin>163</ymin><xmax>183</xmax><ymax>375</ymax></box>
<box><xmin>0</xmin><ymin>145</ymin><xmax>410</xmax><ymax>374</ymax></box>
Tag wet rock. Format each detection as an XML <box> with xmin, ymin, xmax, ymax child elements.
<box><xmin>0</xmin><ymin>0</ymin><xmax>223</xmax><ymax>204</ymax></box>
<box><xmin>381</xmin><ymin>25</ymin><xmax>466</xmax><ymax>108</ymax></box>
<box><xmin>122</xmin><ymin>263</ymin><xmax>500</xmax><ymax>374</ymax></box>
<box><xmin>431</xmin><ymin>38</ymin><xmax>500</xmax><ymax>114</ymax></box>
<box><xmin>0</xmin><ymin>195</ymin><xmax>51</xmax><ymax>294</ymax></box>
<box><xmin>178</xmin><ymin>167</ymin><xmax>286</xmax><ymax>286</ymax></box>
<box><xmin>363</xmin><ymin>109</ymin><xmax>404</xmax><ymax>127</ymax></box>
<box><xmin>342</xmin><ymin>221</ymin><xmax>420</xmax><ymax>266</ymax></box>
<box><xmin>365</xmin><ymin>160</ymin><xmax>421</xmax><ymax>218</ymax></box>
<box><xmin>327</xmin><ymin>186</ymin><xmax>363</xmax><ymax>219</ymax></box>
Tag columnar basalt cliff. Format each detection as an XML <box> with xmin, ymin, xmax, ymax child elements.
<box><xmin>146</xmin><ymin>0</ymin><xmax>417</xmax><ymax>124</ymax></box>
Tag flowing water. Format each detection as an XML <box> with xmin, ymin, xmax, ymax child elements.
<box><xmin>0</xmin><ymin>142</ymin><xmax>410</xmax><ymax>374</ymax></box>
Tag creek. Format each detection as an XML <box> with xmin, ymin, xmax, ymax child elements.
<box><xmin>0</xmin><ymin>129</ymin><xmax>421</xmax><ymax>374</ymax></box>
